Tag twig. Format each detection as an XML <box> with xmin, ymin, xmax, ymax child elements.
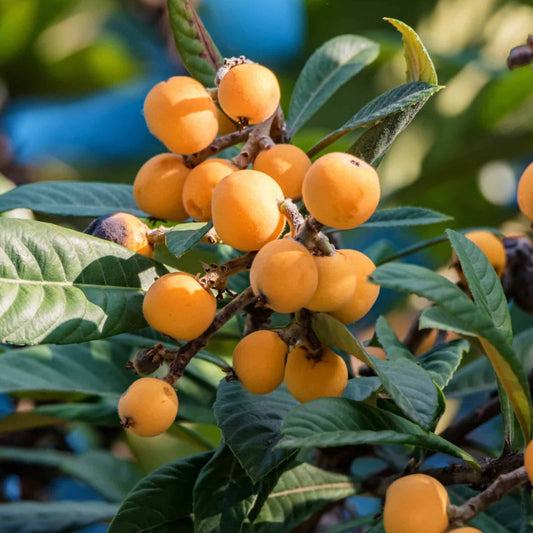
<box><xmin>448</xmin><ymin>466</ymin><xmax>529</xmax><ymax>527</ymax></box>
<box><xmin>276</xmin><ymin>309</ymin><xmax>322</xmax><ymax>354</ymax></box>
<box><xmin>279</xmin><ymin>199</ymin><xmax>305</xmax><ymax>236</ymax></box>
<box><xmin>199</xmin><ymin>252</ymin><xmax>256</xmax><ymax>295</ymax></box>
<box><xmin>294</xmin><ymin>216</ymin><xmax>335</xmax><ymax>256</ymax></box>
<box><xmin>166</xmin><ymin>287</ymin><xmax>258</xmax><ymax>383</ymax></box>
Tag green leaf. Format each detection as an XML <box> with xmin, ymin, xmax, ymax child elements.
<box><xmin>384</xmin><ymin>18</ymin><xmax>438</xmax><ymax>84</ymax></box>
<box><xmin>417</xmin><ymin>339</ymin><xmax>469</xmax><ymax>389</ymax></box>
<box><xmin>342</xmin><ymin>377</ymin><xmax>381</xmax><ymax>401</ymax></box>
<box><xmin>167</xmin><ymin>0</ymin><xmax>223</xmax><ymax>87</ymax></box>
<box><xmin>167</xmin><ymin>222</ymin><xmax>213</xmax><ymax>258</ymax></box>
<box><xmin>312</xmin><ymin>313</ymin><xmax>372</xmax><ymax>366</ymax></box>
<box><xmin>374</xmin><ymin>316</ymin><xmax>413</xmax><ymax>361</ymax></box>
<box><xmin>370</xmin><ymin>262</ymin><xmax>532</xmax><ymax>439</ymax></box>
<box><xmin>287</xmin><ymin>35</ymin><xmax>379</xmax><ymax>137</ymax></box>
<box><xmin>279</xmin><ymin>398</ymin><xmax>478</xmax><ymax>468</ymax></box>
<box><xmin>0</xmin><ymin>447</ymin><xmax>142</xmax><ymax>502</ymax></box>
<box><xmin>0</xmin><ymin>501</ymin><xmax>118</xmax><ymax>533</ymax></box>
<box><xmin>109</xmin><ymin>451</ymin><xmax>213</xmax><ymax>533</ymax></box>
<box><xmin>0</xmin><ymin>412</ymin><xmax>62</xmax><ymax>434</ymax></box>
<box><xmin>419</xmin><ymin>306</ymin><xmax>475</xmax><ymax>337</ymax></box>
<box><xmin>0</xmin><ymin>182</ymin><xmax>144</xmax><ymax>217</ymax></box>
<box><xmin>361</xmin><ymin>207</ymin><xmax>451</xmax><ymax>228</ymax></box>
<box><xmin>447</xmin><ymin>229</ymin><xmax>512</xmax><ymax>342</ymax></box>
<box><xmin>193</xmin><ymin>445</ymin><xmax>257</xmax><ymax>533</ymax></box>
<box><xmin>307</xmin><ymin>82</ymin><xmax>440</xmax><ymax>157</ymax></box>
<box><xmin>0</xmin><ymin>218</ymin><xmax>168</xmax><ymax>345</ymax></box>
<box><xmin>214</xmin><ymin>380</ymin><xmax>298</xmax><ymax>483</ymax></box>
<box><xmin>34</xmin><ymin>399</ymin><xmax>120</xmax><ymax>426</ymax></box>
<box><xmin>251</xmin><ymin>462</ymin><xmax>358</xmax><ymax>532</ymax></box>
<box><xmin>348</xmin><ymin>20</ymin><xmax>438</xmax><ymax>165</ymax></box>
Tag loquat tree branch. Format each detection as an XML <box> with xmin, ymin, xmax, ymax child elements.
<box><xmin>294</xmin><ymin>215</ymin><xmax>336</xmax><ymax>256</ymax></box>
<box><xmin>166</xmin><ymin>286</ymin><xmax>258</xmax><ymax>383</ymax></box>
<box><xmin>199</xmin><ymin>251</ymin><xmax>256</xmax><ymax>295</ymax></box>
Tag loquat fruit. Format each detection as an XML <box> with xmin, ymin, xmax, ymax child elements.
<box><xmin>518</xmin><ymin>162</ymin><xmax>533</xmax><ymax>222</ymax></box>
<box><xmin>524</xmin><ymin>439</ymin><xmax>533</xmax><ymax>483</ymax></box>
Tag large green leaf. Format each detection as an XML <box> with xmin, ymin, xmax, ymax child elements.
<box><xmin>348</xmin><ymin>20</ymin><xmax>438</xmax><ymax>164</ymax></box>
<box><xmin>384</xmin><ymin>18</ymin><xmax>438</xmax><ymax>84</ymax></box>
<box><xmin>286</xmin><ymin>35</ymin><xmax>379</xmax><ymax>137</ymax></box>
<box><xmin>213</xmin><ymin>380</ymin><xmax>298</xmax><ymax>483</ymax></box>
<box><xmin>279</xmin><ymin>399</ymin><xmax>478</xmax><ymax>468</ymax></box>
<box><xmin>374</xmin><ymin>316</ymin><xmax>413</xmax><ymax>360</ymax></box>
<box><xmin>371</xmin><ymin>262</ymin><xmax>532</xmax><ymax>439</ymax></box>
<box><xmin>419</xmin><ymin>306</ymin><xmax>475</xmax><ymax>337</ymax></box>
<box><xmin>417</xmin><ymin>339</ymin><xmax>469</xmax><ymax>389</ymax></box>
<box><xmin>109</xmin><ymin>451</ymin><xmax>213</xmax><ymax>533</ymax></box>
<box><xmin>0</xmin><ymin>447</ymin><xmax>142</xmax><ymax>502</ymax></box>
<box><xmin>167</xmin><ymin>222</ymin><xmax>213</xmax><ymax>258</ymax></box>
<box><xmin>0</xmin><ymin>218</ymin><xmax>168</xmax><ymax>345</ymax></box>
<box><xmin>1</xmin><ymin>501</ymin><xmax>118</xmax><ymax>533</ymax></box>
<box><xmin>361</xmin><ymin>207</ymin><xmax>451</xmax><ymax>228</ymax></box>
<box><xmin>193</xmin><ymin>445</ymin><xmax>257</xmax><ymax>533</ymax></box>
<box><xmin>0</xmin><ymin>182</ymin><xmax>144</xmax><ymax>217</ymax></box>
<box><xmin>167</xmin><ymin>0</ymin><xmax>223</xmax><ymax>87</ymax></box>
<box><xmin>251</xmin><ymin>462</ymin><xmax>358</xmax><ymax>532</ymax></box>
<box><xmin>447</xmin><ymin>230</ymin><xmax>512</xmax><ymax>343</ymax></box>
<box><xmin>307</xmin><ymin>82</ymin><xmax>440</xmax><ymax>157</ymax></box>
<box><xmin>342</xmin><ymin>377</ymin><xmax>381</xmax><ymax>401</ymax></box>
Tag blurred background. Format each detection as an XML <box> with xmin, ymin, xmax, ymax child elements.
<box><xmin>0</xmin><ymin>0</ymin><xmax>532</xmax><ymax>530</ymax></box>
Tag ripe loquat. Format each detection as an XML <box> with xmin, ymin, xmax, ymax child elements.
<box><xmin>524</xmin><ymin>439</ymin><xmax>533</xmax><ymax>483</ymax></box>
<box><xmin>518</xmin><ymin>162</ymin><xmax>533</xmax><ymax>222</ymax></box>
<box><xmin>118</xmin><ymin>377</ymin><xmax>178</xmax><ymax>437</ymax></box>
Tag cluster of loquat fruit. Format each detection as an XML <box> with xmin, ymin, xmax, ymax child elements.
<box><xmin>83</xmin><ymin>60</ymin><xmax>382</xmax><ymax>439</ymax></box>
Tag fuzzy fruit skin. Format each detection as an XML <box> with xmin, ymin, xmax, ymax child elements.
<box><xmin>302</xmin><ymin>152</ymin><xmax>380</xmax><ymax>229</ymax></box>
<box><xmin>448</xmin><ymin>529</ymin><xmax>483</xmax><ymax>532</ymax></box>
<box><xmin>250</xmin><ymin>238</ymin><xmax>318</xmax><ymax>313</ymax></box>
<box><xmin>233</xmin><ymin>330</ymin><xmax>288</xmax><ymax>394</ymax></box>
<box><xmin>218</xmin><ymin>63</ymin><xmax>281</xmax><ymax>124</ymax></box>
<box><xmin>118</xmin><ymin>377</ymin><xmax>178</xmax><ymax>437</ymax></box>
<box><xmin>305</xmin><ymin>251</ymin><xmax>357</xmax><ymax>312</ymax></box>
<box><xmin>253</xmin><ymin>144</ymin><xmax>312</xmax><ymax>199</ymax></box>
<box><xmin>284</xmin><ymin>344</ymin><xmax>348</xmax><ymax>402</ymax></box>
<box><xmin>383</xmin><ymin>474</ymin><xmax>449</xmax><ymax>533</ymax></box>
<box><xmin>456</xmin><ymin>231</ymin><xmax>507</xmax><ymax>280</ymax></box>
<box><xmin>144</xmin><ymin>76</ymin><xmax>218</xmax><ymax>155</ymax></box>
<box><xmin>518</xmin><ymin>162</ymin><xmax>533</xmax><ymax>222</ymax></box>
<box><xmin>330</xmin><ymin>250</ymin><xmax>379</xmax><ymax>323</ymax></box>
<box><xmin>84</xmin><ymin>212</ymin><xmax>153</xmax><ymax>258</ymax></box>
<box><xmin>182</xmin><ymin>158</ymin><xmax>237</xmax><ymax>221</ymax></box>
<box><xmin>143</xmin><ymin>272</ymin><xmax>216</xmax><ymax>341</ymax></box>
<box><xmin>211</xmin><ymin>170</ymin><xmax>285</xmax><ymax>251</ymax></box>
<box><xmin>525</xmin><ymin>440</ymin><xmax>533</xmax><ymax>483</ymax></box>
<box><xmin>134</xmin><ymin>153</ymin><xmax>190</xmax><ymax>221</ymax></box>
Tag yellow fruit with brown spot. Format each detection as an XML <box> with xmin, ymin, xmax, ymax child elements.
<box><xmin>144</xmin><ymin>76</ymin><xmax>218</xmax><ymax>155</ymax></box>
<box><xmin>253</xmin><ymin>144</ymin><xmax>312</xmax><ymax>199</ymax></box>
<box><xmin>134</xmin><ymin>153</ymin><xmax>189</xmax><ymax>221</ymax></box>
<box><xmin>182</xmin><ymin>158</ymin><xmax>237</xmax><ymax>221</ymax></box>
<box><xmin>302</xmin><ymin>152</ymin><xmax>380</xmax><ymax>229</ymax></box>
<box><xmin>455</xmin><ymin>231</ymin><xmax>507</xmax><ymax>280</ymax></box>
<box><xmin>143</xmin><ymin>272</ymin><xmax>216</xmax><ymax>341</ymax></box>
<box><xmin>211</xmin><ymin>170</ymin><xmax>285</xmax><ymax>251</ymax></box>
<box><xmin>383</xmin><ymin>474</ymin><xmax>449</xmax><ymax>533</ymax></box>
<box><xmin>518</xmin><ymin>162</ymin><xmax>533</xmax><ymax>222</ymax></box>
<box><xmin>305</xmin><ymin>251</ymin><xmax>357</xmax><ymax>312</ymax></box>
<box><xmin>284</xmin><ymin>344</ymin><xmax>348</xmax><ymax>402</ymax></box>
<box><xmin>233</xmin><ymin>330</ymin><xmax>288</xmax><ymax>394</ymax></box>
<box><xmin>84</xmin><ymin>212</ymin><xmax>153</xmax><ymax>258</ymax></box>
<box><xmin>330</xmin><ymin>250</ymin><xmax>379</xmax><ymax>323</ymax></box>
<box><xmin>218</xmin><ymin>63</ymin><xmax>280</xmax><ymax>125</ymax></box>
<box><xmin>250</xmin><ymin>238</ymin><xmax>318</xmax><ymax>313</ymax></box>
<box><xmin>118</xmin><ymin>377</ymin><xmax>178</xmax><ymax>437</ymax></box>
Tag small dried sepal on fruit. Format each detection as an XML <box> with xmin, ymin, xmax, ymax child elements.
<box><xmin>118</xmin><ymin>377</ymin><xmax>178</xmax><ymax>437</ymax></box>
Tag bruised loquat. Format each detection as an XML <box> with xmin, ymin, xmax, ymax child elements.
<box><xmin>383</xmin><ymin>474</ymin><xmax>449</xmax><ymax>533</ymax></box>
<box><xmin>211</xmin><ymin>169</ymin><xmax>285</xmax><ymax>251</ymax></box>
<box><xmin>84</xmin><ymin>212</ymin><xmax>153</xmax><ymax>258</ymax></box>
<box><xmin>253</xmin><ymin>144</ymin><xmax>312</xmax><ymax>199</ymax></box>
<box><xmin>134</xmin><ymin>153</ymin><xmax>189</xmax><ymax>221</ymax></box>
<box><xmin>304</xmin><ymin>251</ymin><xmax>357</xmax><ymax>312</ymax></box>
<box><xmin>284</xmin><ymin>344</ymin><xmax>348</xmax><ymax>402</ymax></box>
<box><xmin>218</xmin><ymin>63</ymin><xmax>280</xmax><ymax>125</ymax></box>
<box><xmin>250</xmin><ymin>238</ymin><xmax>318</xmax><ymax>313</ymax></box>
<box><xmin>233</xmin><ymin>330</ymin><xmax>288</xmax><ymax>394</ymax></box>
<box><xmin>142</xmin><ymin>272</ymin><xmax>216</xmax><ymax>341</ymax></box>
<box><xmin>144</xmin><ymin>76</ymin><xmax>218</xmax><ymax>155</ymax></box>
<box><xmin>330</xmin><ymin>250</ymin><xmax>379</xmax><ymax>323</ymax></box>
<box><xmin>182</xmin><ymin>158</ymin><xmax>236</xmax><ymax>222</ymax></box>
<box><xmin>518</xmin><ymin>162</ymin><xmax>533</xmax><ymax>222</ymax></box>
<box><xmin>118</xmin><ymin>377</ymin><xmax>178</xmax><ymax>437</ymax></box>
<box><xmin>302</xmin><ymin>152</ymin><xmax>380</xmax><ymax>229</ymax></box>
